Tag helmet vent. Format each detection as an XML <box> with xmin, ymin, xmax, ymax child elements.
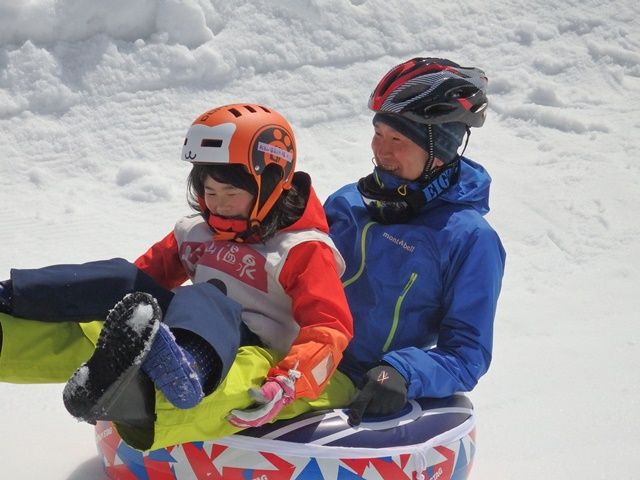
<box><xmin>201</xmin><ymin>139</ymin><xmax>223</xmax><ymax>147</ymax></box>
<box><xmin>259</xmin><ymin>105</ymin><xmax>271</xmax><ymax>113</ymax></box>
<box><xmin>228</xmin><ymin>108</ymin><xmax>242</xmax><ymax>117</ymax></box>
<box><xmin>244</xmin><ymin>105</ymin><xmax>257</xmax><ymax>113</ymax></box>
<box><xmin>445</xmin><ymin>84</ymin><xmax>478</xmax><ymax>99</ymax></box>
<box><xmin>377</xmin><ymin>74</ymin><xmax>398</xmax><ymax>97</ymax></box>
<box><xmin>423</xmin><ymin>103</ymin><xmax>457</xmax><ymax>116</ymax></box>
<box><xmin>394</xmin><ymin>84</ymin><xmax>427</xmax><ymax>102</ymax></box>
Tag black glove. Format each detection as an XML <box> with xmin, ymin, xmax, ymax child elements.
<box><xmin>0</xmin><ymin>280</ymin><xmax>12</xmax><ymax>314</ymax></box>
<box><xmin>347</xmin><ymin>364</ymin><xmax>408</xmax><ymax>426</ymax></box>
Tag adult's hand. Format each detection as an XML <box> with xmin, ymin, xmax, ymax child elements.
<box><xmin>348</xmin><ymin>364</ymin><xmax>407</xmax><ymax>426</ymax></box>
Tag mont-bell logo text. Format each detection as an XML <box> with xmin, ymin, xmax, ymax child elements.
<box><xmin>382</xmin><ymin>232</ymin><xmax>415</xmax><ymax>253</ymax></box>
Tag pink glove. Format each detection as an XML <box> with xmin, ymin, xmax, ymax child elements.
<box><xmin>228</xmin><ymin>367</ymin><xmax>300</xmax><ymax>428</ymax></box>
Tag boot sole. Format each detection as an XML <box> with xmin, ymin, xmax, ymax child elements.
<box><xmin>63</xmin><ymin>292</ymin><xmax>161</xmax><ymax>423</ymax></box>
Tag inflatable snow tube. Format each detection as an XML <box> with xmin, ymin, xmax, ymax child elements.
<box><xmin>96</xmin><ymin>394</ymin><xmax>475</xmax><ymax>480</ymax></box>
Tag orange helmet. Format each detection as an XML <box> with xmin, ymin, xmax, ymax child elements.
<box><xmin>182</xmin><ymin>104</ymin><xmax>296</xmax><ymax>235</ymax></box>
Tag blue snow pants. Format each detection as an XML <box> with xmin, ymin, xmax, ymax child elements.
<box><xmin>8</xmin><ymin>257</ymin><xmax>243</xmax><ymax>387</ymax></box>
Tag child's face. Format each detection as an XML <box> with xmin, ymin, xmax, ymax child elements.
<box><xmin>203</xmin><ymin>176</ymin><xmax>255</xmax><ymax>219</ymax></box>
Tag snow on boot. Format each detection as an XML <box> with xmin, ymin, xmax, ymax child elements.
<box><xmin>141</xmin><ymin>324</ymin><xmax>204</xmax><ymax>409</ymax></box>
<box><xmin>63</xmin><ymin>291</ymin><xmax>161</xmax><ymax>424</ymax></box>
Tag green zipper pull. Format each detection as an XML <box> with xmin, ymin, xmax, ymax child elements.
<box><xmin>342</xmin><ymin>221</ymin><xmax>375</xmax><ymax>288</ymax></box>
<box><xmin>383</xmin><ymin>272</ymin><xmax>418</xmax><ymax>352</ymax></box>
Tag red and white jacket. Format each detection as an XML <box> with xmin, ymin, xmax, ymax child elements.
<box><xmin>134</xmin><ymin>174</ymin><xmax>353</xmax><ymax>400</ymax></box>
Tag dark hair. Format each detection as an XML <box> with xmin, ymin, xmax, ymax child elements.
<box><xmin>187</xmin><ymin>164</ymin><xmax>306</xmax><ymax>241</ymax></box>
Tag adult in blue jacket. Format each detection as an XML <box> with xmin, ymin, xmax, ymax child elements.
<box><xmin>325</xmin><ymin>57</ymin><xmax>506</xmax><ymax>426</ymax></box>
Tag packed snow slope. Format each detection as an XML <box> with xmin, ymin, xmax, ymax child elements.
<box><xmin>1</xmin><ymin>0</ymin><xmax>639</xmax><ymax>478</ymax></box>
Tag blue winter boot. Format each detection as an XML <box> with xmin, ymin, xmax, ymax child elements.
<box><xmin>141</xmin><ymin>324</ymin><xmax>209</xmax><ymax>409</ymax></box>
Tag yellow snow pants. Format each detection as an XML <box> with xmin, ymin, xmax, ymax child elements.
<box><xmin>0</xmin><ymin>313</ymin><xmax>356</xmax><ymax>450</ymax></box>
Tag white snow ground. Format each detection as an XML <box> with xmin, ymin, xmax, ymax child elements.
<box><xmin>1</xmin><ymin>0</ymin><xmax>639</xmax><ymax>478</ymax></box>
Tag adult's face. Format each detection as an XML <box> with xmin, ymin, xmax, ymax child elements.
<box><xmin>371</xmin><ymin>122</ymin><xmax>430</xmax><ymax>181</ymax></box>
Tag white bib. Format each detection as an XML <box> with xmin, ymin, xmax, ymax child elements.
<box><xmin>173</xmin><ymin>214</ymin><xmax>344</xmax><ymax>352</ymax></box>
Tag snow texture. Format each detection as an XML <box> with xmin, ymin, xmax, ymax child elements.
<box><xmin>0</xmin><ymin>0</ymin><xmax>639</xmax><ymax>478</ymax></box>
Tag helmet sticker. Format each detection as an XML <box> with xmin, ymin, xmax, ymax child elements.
<box><xmin>257</xmin><ymin>141</ymin><xmax>293</xmax><ymax>163</ymax></box>
<box><xmin>182</xmin><ymin>123</ymin><xmax>236</xmax><ymax>164</ymax></box>
<box><xmin>251</xmin><ymin>126</ymin><xmax>295</xmax><ymax>178</ymax></box>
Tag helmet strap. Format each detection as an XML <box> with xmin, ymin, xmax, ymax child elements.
<box><xmin>422</xmin><ymin>125</ymin><xmax>436</xmax><ymax>181</ymax></box>
<box><xmin>248</xmin><ymin>174</ymin><xmax>285</xmax><ymax>230</ymax></box>
<box><xmin>459</xmin><ymin>126</ymin><xmax>471</xmax><ymax>157</ymax></box>
<box><xmin>422</xmin><ymin>124</ymin><xmax>470</xmax><ymax>182</ymax></box>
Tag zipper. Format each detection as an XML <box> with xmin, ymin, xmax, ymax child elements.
<box><xmin>383</xmin><ymin>272</ymin><xmax>418</xmax><ymax>352</ymax></box>
<box><xmin>342</xmin><ymin>221</ymin><xmax>375</xmax><ymax>288</ymax></box>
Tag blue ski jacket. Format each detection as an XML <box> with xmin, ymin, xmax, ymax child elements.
<box><xmin>324</xmin><ymin>157</ymin><xmax>506</xmax><ymax>399</ymax></box>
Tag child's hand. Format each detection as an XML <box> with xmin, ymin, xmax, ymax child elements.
<box><xmin>227</xmin><ymin>369</ymin><xmax>299</xmax><ymax>428</ymax></box>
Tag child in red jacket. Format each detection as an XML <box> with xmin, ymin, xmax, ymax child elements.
<box><xmin>0</xmin><ymin>104</ymin><xmax>352</xmax><ymax>447</ymax></box>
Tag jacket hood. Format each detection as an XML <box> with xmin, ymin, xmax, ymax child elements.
<box><xmin>281</xmin><ymin>171</ymin><xmax>330</xmax><ymax>234</ymax></box>
<box><xmin>439</xmin><ymin>157</ymin><xmax>492</xmax><ymax>215</ymax></box>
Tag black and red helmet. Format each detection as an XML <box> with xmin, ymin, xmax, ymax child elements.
<box><xmin>368</xmin><ymin>57</ymin><xmax>488</xmax><ymax>128</ymax></box>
